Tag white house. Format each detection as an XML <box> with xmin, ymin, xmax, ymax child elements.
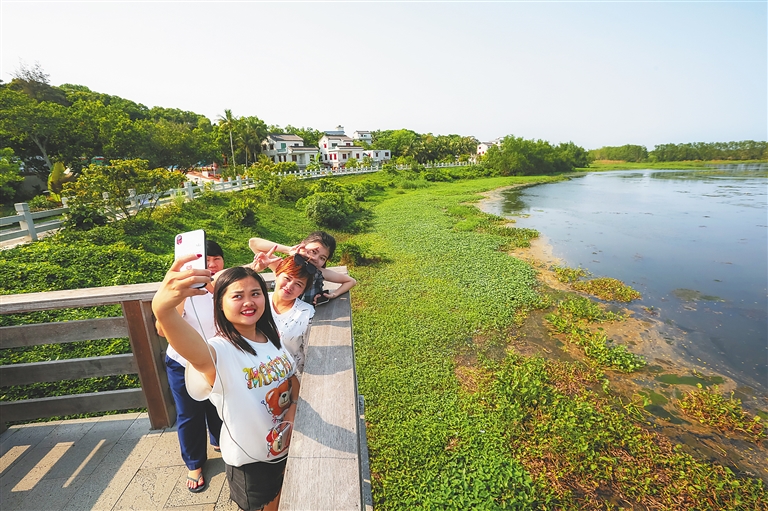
<box><xmin>476</xmin><ymin>138</ymin><xmax>503</xmax><ymax>159</ymax></box>
<box><xmin>363</xmin><ymin>149</ymin><xmax>391</xmax><ymax>165</ymax></box>
<box><xmin>352</xmin><ymin>130</ymin><xmax>373</xmax><ymax>145</ymax></box>
<box><xmin>261</xmin><ymin>134</ymin><xmax>319</xmax><ymax>169</ymax></box>
<box><xmin>319</xmin><ymin>127</ymin><xmax>391</xmax><ymax>169</ymax></box>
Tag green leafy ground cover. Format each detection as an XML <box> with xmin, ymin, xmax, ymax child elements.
<box><xmin>2</xmin><ymin>172</ymin><xmax>765</xmax><ymax>507</ymax></box>
<box><xmin>0</xmin><ymin>191</ymin><xmax>317</xmax><ymax>405</ymax></box>
<box><xmin>347</xmin><ymin>178</ymin><xmax>765</xmax><ymax>509</ymax></box>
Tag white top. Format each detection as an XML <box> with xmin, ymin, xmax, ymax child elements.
<box><xmin>167</xmin><ymin>292</ymin><xmax>217</xmax><ymax>367</ymax></box>
<box><xmin>185</xmin><ymin>335</ymin><xmax>296</xmax><ymax>466</ymax></box>
<box><xmin>269</xmin><ymin>294</ymin><xmax>315</xmax><ymax>375</ymax></box>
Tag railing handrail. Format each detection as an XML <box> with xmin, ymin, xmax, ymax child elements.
<box><xmin>2</xmin><ymin>161</ymin><xmax>477</xmax><ymax>247</ymax></box>
<box><xmin>0</xmin><ymin>270</ymin><xmax>367</xmax><ymax>509</ymax></box>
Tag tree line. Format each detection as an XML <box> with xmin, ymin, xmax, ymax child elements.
<box><xmin>589</xmin><ymin>141</ymin><xmax>767</xmax><ymax>163</ymax></box>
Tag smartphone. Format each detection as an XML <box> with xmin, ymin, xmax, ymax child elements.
<box><xmin>175</xmin><ymin>229</ymin><xmax>207</xmax><ymax>288</ymax></box>
<box><xmin>314</xmin><ymin>294</ymin><xmax>330</xmax><ymax>306</ymax></box>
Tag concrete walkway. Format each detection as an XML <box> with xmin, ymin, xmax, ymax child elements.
<box><xmin>1</xmin><ymin>413</ymin><xmax>238</xmax><ymax>511</ymax></box>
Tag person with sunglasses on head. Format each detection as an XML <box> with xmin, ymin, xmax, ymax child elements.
<box><xmin>255</xmin><ymin>253</ymin><xmax>316</xmax><ymax>376</ymax></box>
<box><xmin>248</xmin><ymin>231</ymin><xmax>356</xmax><ymax>306</ymax></box>
<box><xmin>153</xmin><ymin>254</ymin><xmax>300</xmax><ymax>511</ymax></box>
<box><xmin>165</xmin><ymin>239</ymin><xmax>225</xmax><ymax>493</ymax></box>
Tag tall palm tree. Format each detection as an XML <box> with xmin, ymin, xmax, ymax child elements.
<box><xmin>238</xmin><ymin>117</ymin><xmax>262</xmax><ymax>167</ymax></box>
<box><xmin>217</xmin><ymin>109</ymin><xmax>237</xmax><ymax>168</ymax></box>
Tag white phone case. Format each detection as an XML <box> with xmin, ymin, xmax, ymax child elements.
<box><xmin>174</xmin><ymin>230</ymin><xmax>207</xmax><ymax>287</ymax></box>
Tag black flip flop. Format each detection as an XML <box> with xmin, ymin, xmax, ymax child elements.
<box><xmin>187</xmin><ymin>472</ymin><xmax>207</xmax><ymax>493</ymax></box>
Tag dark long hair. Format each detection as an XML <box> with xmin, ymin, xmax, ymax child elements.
<box><xmin>303</xmin><ymin>231</ymin><xmax>336</xmax><ymax>263</ymax></box>
<box><xmin>213</xmin><ymin>266</ymin><xmax>281</xmax><ymax>355</ymax></box>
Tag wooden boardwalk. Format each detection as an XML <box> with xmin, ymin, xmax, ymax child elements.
<box><xmin>1</xmin><ymin>270</ymin><xmax>370</xmax><ymax>511</ymax></box>
<box><xmin>1</xmin><ymin>413</ymin><xmax>238</xmax><ymax>511</ymax></box>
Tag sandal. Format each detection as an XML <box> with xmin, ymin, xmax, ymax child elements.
<box><xmin>187</xmin><ymin>472</ymin><xmax>207</xmax><ymax>493</ymax></box>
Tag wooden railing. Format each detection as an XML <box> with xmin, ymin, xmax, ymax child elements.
<box><xmin>2</xmin><ymin>162</ymin><xmax>477</xmax><ymax>247</ymax></box>
<box><xmin>0</xmin><ymin>282</ymin><xmax>172</xmax><ymax>432</ymax></box>
<box><xmin>0</xmin><ymin>270</ymin><xmax>371</xmax><ymax>510</ymax></box>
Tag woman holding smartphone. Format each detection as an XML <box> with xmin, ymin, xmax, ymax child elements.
<box><xmin>153</xmin><ymin>254</ymin><xmax>299</xmax><ymax>511</ymax></box>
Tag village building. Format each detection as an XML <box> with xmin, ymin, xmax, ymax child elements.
<box><xmin>319</xmin><ymin>126</ymin><xmax>391</xmax><ymax>169</ymax></box>
<box><xmin>352</xmin><ymin>130</ymin><xmax>373</xmax><ymax>145</ymax></box>
<box><xmin>261</xmin><ymin>134</ymin><xmax>319</xmax><ymax>169</ymax></box>
<box><xmin>476</xmin><ymin>138</ymin><xmax>503</xmax><ymax>158</ymax></box>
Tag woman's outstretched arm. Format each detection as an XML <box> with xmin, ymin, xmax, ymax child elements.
<box><xmin>152</xmin><ymin>254</ymin><xmax>217</xmax><ymax>385</ymax></box>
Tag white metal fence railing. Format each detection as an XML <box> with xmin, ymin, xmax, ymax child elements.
<box><xmin>2</xmin><ymin>162</ymin><xmax>476</xmax><ymax>247</ymax></box>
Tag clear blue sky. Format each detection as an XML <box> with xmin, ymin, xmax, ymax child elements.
<box><xmin>1</xmin><ymin>1</ymin><xmax>765</xmax><ymax>150</ymax></box>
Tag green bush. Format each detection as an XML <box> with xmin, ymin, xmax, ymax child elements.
<box><xmin>227</xmin><ymin>193</ymin><xmax>260</xmax><ymax>226</ymax></box>
<box><xmin>297</xmin><ymin>191</ymin><xmax>357</xmax><ymax>229</ymax></box>
<box><xmin>64</xmin><ymin>201</ymin><xmax>108</xmax><ymax>230</ymax></box>
<box><xmin>28</xmin><ymin>194</ymin><xmax>61</xmax><ymax>211</ymax></box>
<box><xmin>275</xmin><ymin>175</ymin><xmax>310</xmax><ymax>203</ymax></box>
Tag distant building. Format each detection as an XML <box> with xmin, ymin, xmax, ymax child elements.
<box><xmin>476</xmin><ymin>138</ymin><xmax>503</xmax><ymax>159</ymax></box>
<box><xmin>319</xmin><ymin>127</ymin><xmax>391</xmax><ymax>169</ymax></box>
<box><xmin>261</xmin><ymin>134</ymin><xmax>319</xmax><ymax>169</ymax></box>
<box><xmin>352</xmin><ymin>130</ymin><xmax>373</xmax><ymax>145</ymax></box>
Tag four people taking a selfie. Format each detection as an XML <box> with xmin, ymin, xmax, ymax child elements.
<box><xmin>152</xmin><ymin>231</ymin><xmax>355</xmax><ymax>511</ymax></box>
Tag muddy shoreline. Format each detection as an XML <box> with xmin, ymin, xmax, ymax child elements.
<box><xmin>477</xmin><ymin>185</ymin><xmax>768</xmax><ymax>482</ymax></box>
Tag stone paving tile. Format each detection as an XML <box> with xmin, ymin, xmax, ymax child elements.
<box><xmin>45</xmin><ymin>417</ymin><xmax>135</xmax><ymax>481</ymax></box>
<box><xmin>9</xmin><ymin>475</ymin><xmax>86</xmax><ymax>511</ymax></box>
<box><xmin>112</xmin><ymin>465</ymin><xmax>182</xmax><ymax>510</ymax></box>
<box><xmin>213</xmin><ymin>477</ymin><xmax>240</xmax><ymax>511</ymax></box>
<box><xmin>1</xmin><ymin>421</ymin><xmax>62</xmax><ymax>455</ymax></box>
<box><xmin>62</xmin><ymin>420</ymin><xmax>163</xmax><ymax>511</ymax></box>
<box><xmin>165</xmin><ymin>457</ymin><xmax>225</xmax><ymax>509</ymax></box>
<box><xmin>2</xmin><ymin>414</ymin><xmax>275</xmax><ymax>511</ymax></box>
<box><xmin>0</xmin><ymin>421</ymin><xmax>89</xmax><ymax>509</ymax></box>
<box><xmin>141</xmin><ymin>429</ymin><xmax>184</xmax><ymax>469</ymax></box>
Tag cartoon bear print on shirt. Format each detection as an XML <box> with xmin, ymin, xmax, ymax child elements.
<box><xmin>263</xmin><ymin>379</ymin><xmax>292</xmax><ymax>418</ymax></box>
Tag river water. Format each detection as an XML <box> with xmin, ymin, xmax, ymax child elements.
<box><xmin>482</xmin><ymin>168</ymin><xmax>767</xmax><ymax>393</ymax></box>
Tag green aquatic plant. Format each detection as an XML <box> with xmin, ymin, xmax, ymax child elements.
<box><xmin>573</xmin><ymin>277</ymin><xmax>641</xmax><ymax>302</ymax></box>
<box><xmin>679</xmin><ymin>384</ymin><xmax>765</xmax><ymax>443</ymax></box>
<box><xmin>553</xmin><ymin>265</ymin><xmax>590</xmax><ymax>283</ymax></box>
<box><xmin>546</xmin><ymin>296</ymin><xmax>644</xmax><ymax>373</ymax></box>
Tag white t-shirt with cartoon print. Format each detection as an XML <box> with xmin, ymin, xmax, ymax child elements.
<box><xmin>269</xmin><ymin>294</ymin><xmax>315</xmax><ymax>375</ymax></box>
<box><xmin>186</xmin><ymin>335</ymin><xmax>296</xmax><ymax>467</ymax></box>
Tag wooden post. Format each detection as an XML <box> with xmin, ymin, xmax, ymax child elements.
<box><xmin>121</xmin><ymin>299</ymin><xmax>175</xmax><ymax>429</ymax></box>
<box><xmin>14</xmin><ymin>203</ymin><xmax>37</xmax><ymax>242</ymax></box>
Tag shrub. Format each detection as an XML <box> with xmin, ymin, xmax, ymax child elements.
<box><xmin>28</xmin><ymin>194</ymin><xmax>61</xmax><ymax>211</ymax></box>
<box><xmin>275</xmin><ymin>175</ymin><xmax>310</xmax><ymax>203</ymax></box>
<box><xmin>64</xmin><ymin>201</ymin><xmax>108</xmax><ymax>230</ymax></box>
<box><xmin>338</xmin><ymin>241</ymin><xmax>382</xmax><ymax>266</ymax></box>
<box><xmin>227</xmin><ymin>193</ymin><xmax>260</xmax><ymax>226</ymax></box>
<box><xmin>297</xmin><ymin>191</ymin><xmax>357</xmax><ymax>229</ymax></box>
<box><xmin>422</xmin><ymin>167</ymin><xmax>452</xmax><ymax>182</ymax></box>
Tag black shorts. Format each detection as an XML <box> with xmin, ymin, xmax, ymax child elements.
<box><xmin>226</xmin><ymin>458</ymin><xmax>287</xmax><ymax>511</ymax></box>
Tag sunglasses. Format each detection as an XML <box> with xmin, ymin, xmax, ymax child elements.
<box><xmin>294</xmin><ymin>253</ymin><xmax>318</xmax><ymax>275</ymax></box>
